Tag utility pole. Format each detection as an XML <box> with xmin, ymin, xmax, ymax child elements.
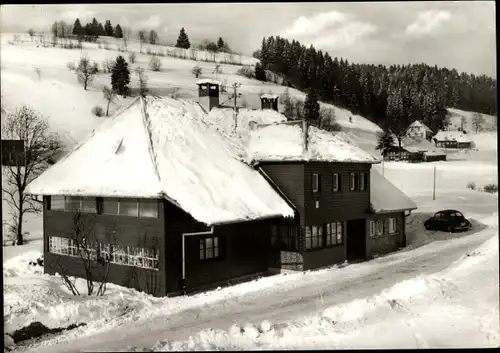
<box><xmin>433</xmin><ymin>165</ymin><xmax>436</xmax><ymax>200</ymax></box>
<box><xmin>231</xmin><ymin>82</ymin><xmax>242</xmax><ymax>131</ymax></box>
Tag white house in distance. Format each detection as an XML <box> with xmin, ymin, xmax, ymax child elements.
<box><xmin>432</xmin><ymin>130</ymin><xmax>473</xmax><ymax>149</ymax></box>
<box><xmin>406</xmin><ymin>120</ymin><xmax>433</xmax><ymax>140</ymax></box>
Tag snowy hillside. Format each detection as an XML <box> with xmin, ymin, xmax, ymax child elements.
<box><xmin>447</xmin><ymin>107</ymin><xmax>497</xmax><ymax>132</ymax></box>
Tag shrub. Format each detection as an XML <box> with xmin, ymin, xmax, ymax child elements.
<box><xmin>146</xmin><ymin>47</ymin><xmax>152</xmax><ymax>55</ymax></box>
<box><xmin>483</xmin><ymin>184</ymin><xmax>498</xmax><ymax>193</ymax></box>
<box><xmin>102</xmin><ymin>58</ymin><xmax>114</xmax><ymax>73</ymax></box>
<box><xmin>129</xmin><ymin>52</ymin><xmax>136</xmax><ymax>64</ymax></box>
<box><xmin>66</xmin><ymin>61</ymin><xmax>76</xmax><ymax>71</ymax></box>
<box><xmin>466</xmin><ymin>181</ymin><xmax>476</xmax><ymax>190</ymax></box>
<box><xmin>149</xmin><ymin>55</ymin><xmax>162</xmax><ymax>71</ymax></box>
<box><xmin>191</xmin><ymin>65</ymin><xmax>202</xmax><ymax>78</ymax></box>
<box><xmin>92</xmin><ymin>105</ymin><xmax>104</xmax><ymax>117</ymax></box>
<box><xmin>236</xmin><ymin>65</ymin><xmax>254</xmax><ymax>79</ymax></box>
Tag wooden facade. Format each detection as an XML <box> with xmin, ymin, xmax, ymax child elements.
<box><xmin>434</xmin><ymin>140</ymin><xmax>472</xmax><ymax>149</ymax></box>
<box><xmin>366</xmin><ymin>212</ymin><xmax>406</xmax><ymax>258</ymax></box>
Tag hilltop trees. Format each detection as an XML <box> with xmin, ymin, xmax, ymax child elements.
<box><xmin>176</xmin><ymin>27</ymin><xmax>190</xmax><ymax>49</ymax></box>
<box><xmin>255</xmin><ymin>62</ymin><xmax>266</xmax><ymax>82</ymax></box>
<box><xmin>148</xmin><ymin>30</ymin><xmax>159</xmax><ymax>45</ymax></box>
<box><xmin>303</xmin><ymin>88</ymin><xmax>320</xmax><ymax>127</ymax></box>
<box><xmin>114</xmin><ymin>24</ymin><xmax>123</xmax><ymax>38</ymax></box>
<box><xmin>72</xmin><ymin>18</ymin><xmax>84</xmax><ymax>37</ymax></box>
<box><xmin>472</xmin><ymin>112</ymin><xmax>485</xmax><ymax>133</ymax></box>
<box><xmin>111</xmin><ymin>56</ymin><xmax>130</xmax><ymax>96</ymax></box>
<box><xmin>104</xmin><ymin>20</ymin><xmax>114</xmax><ymax>37</ymax></box>
<box><xmin>256</xmin><ymin>35</ymin><xmax>497</xmax><ymax>130</ymax></box>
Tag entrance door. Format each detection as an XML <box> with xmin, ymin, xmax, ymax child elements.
<box><xmin>346</xmin><ymin>219</ymin><xmax>367</xmax><ymax>262</ymax></box>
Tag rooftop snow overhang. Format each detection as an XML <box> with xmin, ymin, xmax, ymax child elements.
<box><xmin>250</xmin><ymin>158</ymin><xmax>381</xmax><ymax>165</ymax></box>
<box><xmin>196</xmin><ymin>79</ymin><xmax>222</xmax><ymax>86</ymax></box>
<box><xmin>370</xmin><ymin>205</ymin><xmax>418</xmax><ymax>214</ymax></box>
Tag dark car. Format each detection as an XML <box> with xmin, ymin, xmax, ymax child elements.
<box><xmin>424</xmin><ymin>210</ymin><xmax>471</xmax><ymax>232</ymax></box>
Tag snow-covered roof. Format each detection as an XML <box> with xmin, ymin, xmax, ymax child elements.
<box><xmin>433</xmin><ymin>130</ymin><xmax>471</xmax><ymax>143</ymax></box>
<box><xmin>260</xmin><ymin>94</ymin><xmax>279</xmax><ymax>100</ymax></box>
<box><xmin>196</xmin><ymin>79</ymin><xmax>221</xmax><ymax>86</ymax></box>
<box><xmin>408</xmin><ymin>120</ymin><xmax>433</xmax><ymax>133</ymax></box>
<box><xmin>370</xmin><ymin>169</ymin><xmax>417</xmax><ymax>213</ymax></box>
<box><xmin>424</xmin><ymin>149</ymin><xmax>446</xmax><ymax>156</ymax></box>
<box><xmin>247</xmin><ymin>121</ymin><xmax>380</xmax><ymax>164</ymax></box>
<box><xmin>25</xmin><ymin>97</ymin><xmax>294</xmax><ymax>226</ymax></box>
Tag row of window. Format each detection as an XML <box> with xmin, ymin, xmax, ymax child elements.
<box><xmin>49</xmin><ymin>196</ymin><xmax>158</xmax><ymax>218</ymax></box>
<box><xmin>312</xmin><ymin>172</ymin><xmax>368</xmax><ymax>193</ymax></box>
<box><xmin>306</xmin><ymin>222</ymin><xmax>343</xmax><ymax>249</ymax></box>
<box><xmin>369</xmin><ymin>218</ymin><xmax>397</xmax><ymax>237</ymax></box>
<box><xmin>48</xmin><ymin>236</ymin><xmax>160</xmax><ymax>270</ymax></box>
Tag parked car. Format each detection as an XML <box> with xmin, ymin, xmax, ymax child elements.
<box><xmin>424</xmin><ymin>210</ymin><xmax>471</xmax><ymax>232</ymax></box>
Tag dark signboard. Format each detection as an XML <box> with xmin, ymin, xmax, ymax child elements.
<box><xmin>1</xmin><ymin>139</ymin><xmax>25</xmax><ymax>166</ymax></box>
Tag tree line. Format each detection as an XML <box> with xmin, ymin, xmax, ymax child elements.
<box><xmin>255</xmin><ymin>36</ymin><xmax>497</xmax><ymax>139</ymax></box>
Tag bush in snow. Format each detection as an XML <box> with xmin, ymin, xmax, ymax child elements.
<box><xmin>467</xmin><ymin>181</ymin><xmax>476</xmax><ymax>190</ymax></box>
<box><xmin>66</xmin><ymin>61</ymin><xmax>76</xmax><ymax>71</ymax></box>
<box><xmin>102</xmin><ymin>58</ymin><xmax>114</xmax><ymax>73</ymax></box>
<box><xmin>92</xmin><ymin>105</ymin><xmax>104</xmax><ymax>117</ymax></box>
<box><xmin>191</xmin><ymin>65</ymin><xmax>202</xmax><ymax>78</ymax></box>
<box><xmin>149</xmin><ymin>55</ymin><xmax>162</xmax><ymax>71</ymax></box>
<box><xmin>76</xmin><ymin>55</ymin><xmax>98</xmax><ymax>90</ymax></box>
<box><xmin>483</xmin><ymin>184</ymin><xmax>498</xmax><ymax>194</ymax></box>
<box><xmin>128</xmin><ymin>51</ymin><xmax>136</xmax><ymax>64</ymax></box>
<box><xmin>236</xmin><ymin>65</ymin><xmax>254</xmax><ymax>79</ymax></box>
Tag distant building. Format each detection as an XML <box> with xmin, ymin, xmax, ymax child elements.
<box><xmin>433</xmin><ymin>130</ymin><xmax>472</xmax><ymax>149</ymax></box>
<box><xmin>260</xmin><ymin>94</ymin><xmax>279</xmax><ymax>111</ymax></box>
<box><xmin>406</xmin><ymin>120</ymin><xmax>433</xmax><ymax>141</ymax></box>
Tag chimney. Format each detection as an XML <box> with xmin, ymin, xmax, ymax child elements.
<box><xmin>302</xmin><ymin>120</ymin><xmax>308</xmax><ymax>153</ymax></box>
<box><xmin>260</xmin><ymin>94</ymin><xmax>279</xmax><ymax>111</ymax></box>
<box><xmin>196</xmin><ymin>79</ymin><xmax>220</xmax><ymax>112</ymax></box>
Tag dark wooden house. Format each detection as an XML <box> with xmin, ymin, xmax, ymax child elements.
<box><xmin>26</xmin><ymin>97</ymin><xmax>294</xmax><ymax>297</ymax></box>
<box><xmin>196</xmin><ymin>79</ymin><xmax>221</xmax><ymax>112</ymax></box>
<box><xmin>260</xmin><ymin>94</ymin><xmax>279</xmax><ymax>111</ymax></box>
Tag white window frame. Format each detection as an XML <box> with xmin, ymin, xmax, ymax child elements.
<box><xmin>376</xmin><ymin>220</ymin><xmax>384</xmax><ymax>236</ymax></box>
<box><xmin>200</xmin><ymin>236</ymin><xmax>222</xmax><ymax>260</ymax></box>
<box><xmin>333</xmin><ymin>173</ymin><xmax>339</xmax><ymax>192</ymax></box>
<box><xmin>388</xmin><ymin>218</ymin><xmax>397</xmax><ymax>234</ymax></box>
<box><xmin>312</xmin><ymin>173</ymin><xmax>319</xmax><ymax>193</ymax></box>
<box><xmin>360</xmin><ymin>173</ymin><xmax>366</xmax><ymax>191</ymax></box>
<box><xmin>350</xmin><ymin>173</ymin><xmax>357</xmax><ymax>191</ymax></box>
<box><xmin>369</xmin><ymin>221</ymin><xmax>376</xmax><ymax>237</ymax></box>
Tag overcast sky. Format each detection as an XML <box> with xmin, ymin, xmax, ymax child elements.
<box><xmin>0</xmin><ymin>2</ymin><xmax>496</xmax><ymax>76</ymax></box>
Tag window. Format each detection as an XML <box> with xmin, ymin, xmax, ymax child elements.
<box><xmin>139</xmin><ymin>199</ymin><xmax>158</xmax><ymax>218</ymax></box>
<box><xmin>306</xmin><ymin>225</ymin><xmax>324</xmax><ymax>250</ymax></box>
<box><xmin>119</xmin><ymin>198</ymin><xmax>139</xmax><ymax>217</ymax></box>
<box><xmin>312</xmin><ymin>173</ymin><xmax>319</xmax><ymax>193</ymax></box>
<box><xmin>102</xmin><ymin>198</ymin><xmax>119</xmax><ymax>215</ymax></box>
<box><xmin>376</xmin><ymin>220</ymin><xmax>384</xmax><ymax>236</ymax></box>
<box><xmin>200</xmin><ymin>236</ymin><xmax>222</xmax><ymax>260</ymax></box>
<box><xmin>50</xmin><ymin>196</ymin><xmax>65</xmax><ymax>210</ymax></box>
<box><xmin>326</xmin><ymin>222</ymin><xmax>343</xmax><ymax>246</ymax></box>
<box><xmin>271</xmin><ymin>225</ymin><xmax>278</xmax><ymax>245</ymax></box>
<box><xmin>48</xmin><ymin>236</ymin><xmax>159</xmax><ymax>270</ymax></box>
<box><xmin>333</xmin><ymin>173</ymin><xmax>340</xmax><ymax>192</ymax></box>
<box><xmin>360</xmin><ymin>173</ymin><xmax>367</xmax><ymax>191</ymax></box>
<box><xmin>273</xmin><ymin>226</ymin><xmax>299</xmax><ymax>251</ymax></box>
<box><xmin>388</xmin><ymin>218</ymin><xmax>397</xmax><ymax>234</ymax></box>
<box><xmin>349</xmin><ymin>173</ymin><xmax>358</xmax><ymax>191</ymax></box>
<box><xmin>369</xmin><ymin>221</ymin><xmax>376</xmax><ymax>237</ymax></box>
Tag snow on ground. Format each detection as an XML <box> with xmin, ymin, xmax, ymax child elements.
<box><xmin>447</xmin><ymin>107</ymin><xmax>497</xmax><ymax>132</ymax></box>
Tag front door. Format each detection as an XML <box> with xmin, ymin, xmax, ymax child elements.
<box><xmin>346</xmin><ymin>219</ymin><xmax>367</xmax><ymax>262</ymax></box>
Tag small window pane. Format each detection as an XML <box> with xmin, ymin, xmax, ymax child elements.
<box><xmin>51</xmin><ymin>196</ymin><xmax>65</xmax><ymax>210</ymax></box>
<box><xmin>214</xmin><ymin>247</ymin><xmax>219</xmax><ymax>257</ymax></box>
<box><xmin>82</xmin><ymin>197</ymin><xmax>97</xmax><ymax>213</ymax></box>
<box><xmin>313</xmin><ymin>174</ymin><xmax>319</xmax><ymax>192</ymax></box>
<box><xmin>66</xmin><ymin>196</ymin><xmax>81</xmax><ymax>211</ymax></box>
<box><xmin>214</xmin><ymin>237</ymin><xmax>219</xmax><ymax>247</ymax></box>
<box><xmin>207</xmin><ymin>248</ymin><xmax>213</xmax><ymax>259</ymax></box>
<box><xmin>306</xmin><ymin>237</ymin><xmax>312</xmax><ymax>249</ymax></box>
<box><xmin>206</xmin><ymin>237</ymin><xmax>213</xmax><ymax>249</ymax></box>
<box><xmin>119</xmin><ymin>199</ymin><xmax>138</xmax><ymax>217</ymax></box>
<box><xmin>139</xmin><ymin>199</ymin><xmax>158</xmax><ymax>218</ymax></box>
<box><xmin>102</xmin><ymin>198</ymin><xmax>119</xmax><ymax>215</ymax></box>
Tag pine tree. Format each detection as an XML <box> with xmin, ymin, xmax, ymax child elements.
<box><xmin>149</xmin><ymin>30</ymin><xmax>158</xmax><ymax>45</ymax></box>
<box><xmin>111</xmin><ymin>56</ymin><xmax>130</xmax><ymax>97</ymax></box>
<box><xmin>104</xmin><ymin>20</ymin><xmax>114</xmax><ymax>37</ymax></box>
<box><xmin>114</xmin><ymin>25</ymin><xmax>123</xmax><ymax>38</ymax></box>
<box><xmin>72</xmin><ymin>18</ymin><xmax>84</xmax><ymax>37</ymax></box>
<box><xmin>91</xmin><ymin>18</ymin><xmax>99</xmax><ymax>36</ymax></box>
<box><xmin>217</xmin><ymin>37</ymin><xmax>224</xmax><ymax>51</ymax></box>
<box><xmin>375</xmin><ymin>128</ymin><xmax>395</xmax><ymax>157</ymax></box>
<box><xmin>255</xmin><ymin>62</ymin><xmax>266</xmax><ymax>82</ymax></box>
<box><xmin>175</xmin><ymin>28</ymin><xmax>190</xmax><ymax>49</ymax></box>
<box><xmin>303</xmin><ymin>88</ymin><xmax>320</xmax><ymax>127</ymax></box>
<box><xmin>98</xmin><ymin>23</ymin><xmax>105</xmax><ymax>36</ymax></box>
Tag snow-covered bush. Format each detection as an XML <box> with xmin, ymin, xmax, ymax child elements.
<box><xmin>66</xmin><ymin>61</ymin><xmax>76</xmax><ymax>71</ymax></box>
<box><xmin>149</xmin><ymin>55</ymin><xmax>162</xmax><ymax>71</ymax></box>
<box><xmin>467</xmin><ymin>181</ymin><xmax>476</xmax><ymax>190</ymax></box>
<box><xmin>129</xmin><ymin>52</ymin><xmax>136</xmax><ymax>64</ymax></box>
<box><xmin>92</xmin><ymin>105</ymin><xmax>104</xmax><ymax>117</ymax></box>
<box><xmin>483</xmin><ymin>184</ymin><xmax>498</xmax><ymax>193</ymax></box>
<box><xmin>236</xmin><ymin>65</ymin><xmax>254</xmax><ymax>79</ymax></box>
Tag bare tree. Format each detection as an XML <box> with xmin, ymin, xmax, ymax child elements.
<box><xmin>148</xmin><ymin>55</ymin><xmax>162</xmax><ymax>71</ymax></box>
<box><xmin>55</xmin><ymin>210</ymin><xmax>114</xmax><ymax>296</ymax></box>
<box><xmin>129</xmin><ymin>52</ymin><xmax>136</xmax><ymax>64</ymax></box>
<box><xmin>2</xmin><ymin>106</ymin><xmax>62</xmax><ymax>245</ymax></box>
<box><xmin>102</xmin><ymin>86</ymin><xmax>116</xmax><ymax>116</ymax></box>
<box><xmin>148</xmin><ymin>30</ymin><xmax>159</xmax><ymax>45</ymax></box>
<box><xmin>135</xmin><ymin>67</ymin><xmax>149</xmax><ymax>97</ymax></box>
<box><xmin>76</xmin><ymin>55</ymin><xmax>98</xmax><ymax>90</ymax></box>
<box><xmin>191</xmin><ymin>65</ymin><xmax>202</xmax><ymax>78</ymax></box>
<box><xmin>472</xmin><ymin>113</ymin><xmax>485</xmax><ymax>133</ymax></box>
<box><xmin>460</xmin><ymin>116</ymin><xmax>467</xmax><ymax>131</ymax></box>
<box><xmin>319</xmin><ymin>106</ymin><xmax>342</xmax><ymax>132</ymax></box>
<box><xmin>138</xmin><ymin>30</ymin><xmax>146</xmax><ymax>53</ymax></box>
<box><xmin>122</xmin><ymin>27</ymin><xmax>131</xmax><ymax>51</ymax></box>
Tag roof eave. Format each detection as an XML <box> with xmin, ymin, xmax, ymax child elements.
<box><xmin>372</xmin><ymin>206</ymin><xmax>418</xmax><ymax>214</ymax></box>
<box><xmin>206</xmin><ymin>212</ymin><xmax>294</xmax><ymax>227</ymax></box>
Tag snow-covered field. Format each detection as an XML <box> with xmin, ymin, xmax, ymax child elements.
<box><xmin>2</xmin><ymin>31</ymin><xmax>499</xmax><ymax>351</ymax></box>
<box><xmin>447</xmin><ymin>107</ymin><xmax>497</xmax><ymax>132</ymax></box>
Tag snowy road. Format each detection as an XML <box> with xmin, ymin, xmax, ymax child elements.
<box><xmin>22</xmin><ymin>224</ymin><xmax>495</xmax><ymax>353</ymax></box>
